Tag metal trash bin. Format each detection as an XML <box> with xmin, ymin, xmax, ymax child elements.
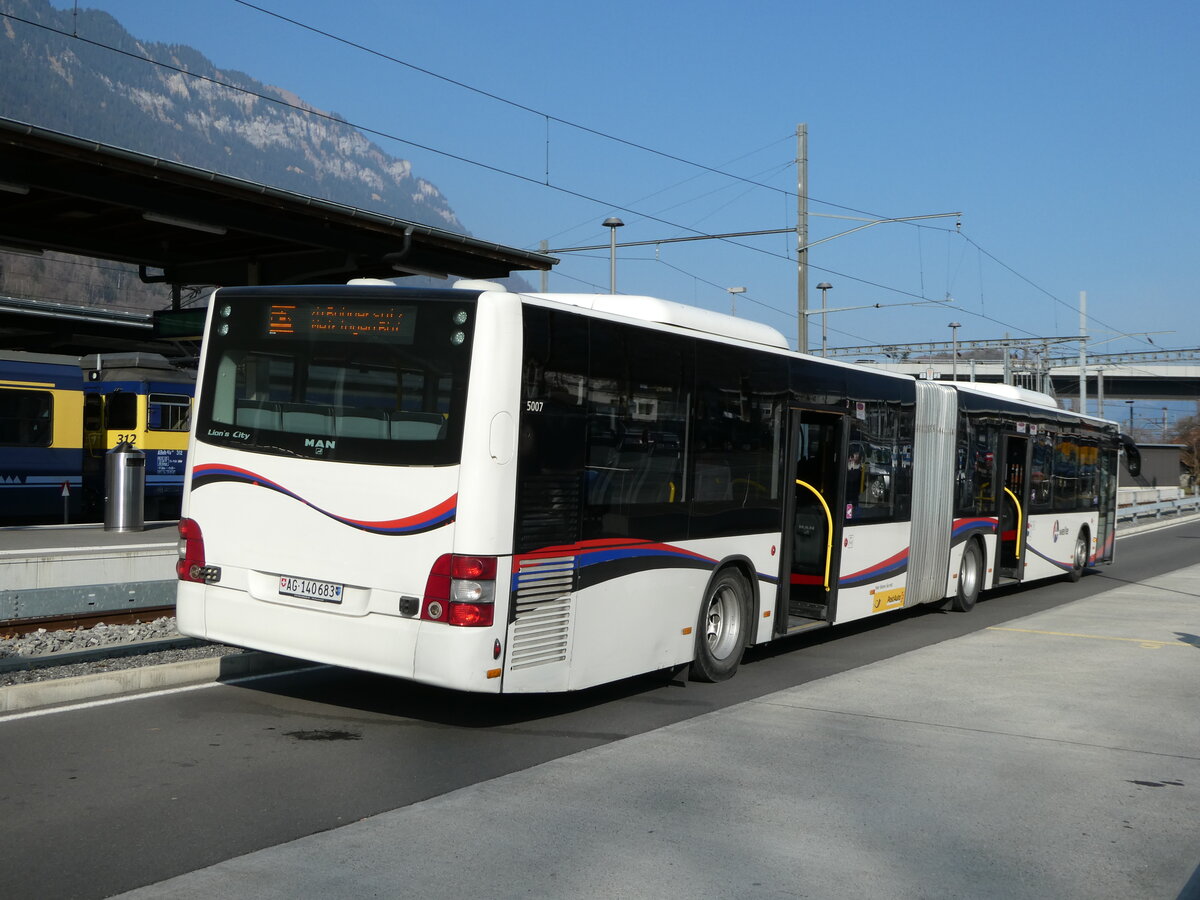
<box><xmin>104</xmin><ymin>442</ymin><xmax>145</xmax><ymax>532</ymax></box>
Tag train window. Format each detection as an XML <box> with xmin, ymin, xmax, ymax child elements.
<box><xmin>106</xmin><ymin>392</ymin><xmax>138</xmax><ymax>431</ymax></box>
<box><xmin>0</xmin><ymin>389</ymin><xmax>52</xmax><ymax>447</ymax></box>
<box><xmin>148</xmin><ymin>393</ymin><xmax>191</xmax><ymax>431</ymax></box>
<box><xmin>83</xmin><ymin>393</ymin><xmax>102</xmax><ymax>432</ymax></box>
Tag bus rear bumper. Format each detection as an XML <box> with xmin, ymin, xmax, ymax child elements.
<box><xmin>175</xmin><ymin>581</ymin><xmax>503</xmax><ymax>693</ymax></box>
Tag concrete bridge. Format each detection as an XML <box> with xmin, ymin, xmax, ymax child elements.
<box><xmin>844</xmin><ymin>359</ymin><xmax>1200</xmax><ymax>409</ymax></box>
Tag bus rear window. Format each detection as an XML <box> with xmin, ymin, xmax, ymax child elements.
<box><xmin>197</xmin><ymin>293</ymin><xmax>474</xmax><ymax>465</ymax></box>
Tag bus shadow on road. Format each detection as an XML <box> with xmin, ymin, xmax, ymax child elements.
<box><xmin>217</xmin><ymin>654</ymin><xmax>708</xmax><ymax>729</ymax></box>
<box><xmin>217</xmin><ymin>576</ymin><xmax>1087</xmax><ymax>730</ymax></box>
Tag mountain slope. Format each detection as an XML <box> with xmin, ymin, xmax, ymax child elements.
<box><xmin>0</xmin><ymin>0</ymin><xmax>464</xmax><ymax>233</ymax></box>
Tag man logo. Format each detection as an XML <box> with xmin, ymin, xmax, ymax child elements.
<box><xmin>304</xmin><ymin>439</ymin><xmax>336</xmax><ymax>450</ymax></box>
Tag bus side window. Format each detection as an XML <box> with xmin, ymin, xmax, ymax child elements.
<box><xmin>894</xmin><ymin>405</ymin><xmax>914</xmax><ymax>518</ymax></box>
<box><xmin>1031</xmin><ymin>433</ymin><xmax>1055</xmax><ymax>512</ymax></box>
<box><xmin>970</xmin><ymin>419</ymin><xmax>998</xmax><ymax>516</ymax></box>
<box><xmin>955</xmin><ymin>413</ymin><xmax>974</xmax><ymax>515</ymax></box>
<box><xmin>1053</xmin><ymin>435</ymin><xmax>1078</xmax><ymax>511</ymax></box>
<box><xmin>692</xmin><ymin>344</ymin><xmax>786</xmax><ymax>519</ymax></box>
<box><xmin>1078</xmin><ymin>441</ymin><xmax>1099</xmax><ymax>509</ymax></box>
<box><xmin>846</xmin><ymin>401</ymin><xmax>896</xmax><ymax>522</ymax></box>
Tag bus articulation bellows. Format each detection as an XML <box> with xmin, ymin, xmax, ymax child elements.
<box><xmin>175</xmin><ymin>281</ymin><xmax>1137</xmax><ymax>693</ymax></box>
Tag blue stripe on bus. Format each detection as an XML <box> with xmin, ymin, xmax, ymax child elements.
<box><xmin>515</xmin><ymin>519</ymin><xmax>1003</xmax><ymax>597</ymax></box>
<box><xmin>951</xmin><ymin>517</ymin><xmax>998</xmax><ymax>541</ymax></box>
<box><xmin>839</xmin><ymin>548</ymin><xmax>909</xmax><ymax>587</ymax></box>
<box><xmin>512</xmin><ymin>539</ymin><xmax>792</xmax><ymax>593</ymax></box>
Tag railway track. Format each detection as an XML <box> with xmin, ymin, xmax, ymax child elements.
<box><xmin>0</xmin><ymin>605</ymin><xmax>176</xmax><ymax>639</ymax></box>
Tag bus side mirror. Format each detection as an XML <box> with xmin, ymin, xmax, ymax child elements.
<box><xmin>1120</xmin><ymin>434</ymin><xmax>1141</xmax><ymax>478</ymax></box>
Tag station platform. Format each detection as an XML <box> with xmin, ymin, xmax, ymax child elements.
<box><xmin>115</xmin><ymin>539</ymin><xmax>1200</xmax><ymax>899</ymax></box>
<box><xmin>0</xmin><ymin>522</ymin><xmax>178</xmax><ymax>622</ymax></box>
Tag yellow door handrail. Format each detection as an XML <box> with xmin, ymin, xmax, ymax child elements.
<box><xmin>795</xmin><ymin>479</ymin><xmax>833</xmax><ymax>591</ymax></box>
<box><xmin>1003</xmin><ymin>486</ymin><xmax>1023</xmax><ymax>559</ymax></box>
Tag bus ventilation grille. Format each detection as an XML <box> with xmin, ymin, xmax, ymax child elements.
<box><xmin>509</xmin><ymin>555</ymin><xmax>575</xmax><ymax>671</ymax></box>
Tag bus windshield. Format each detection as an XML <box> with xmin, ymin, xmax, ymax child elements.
<box><xmin>196</xmin><ymin>292</ymin><xmax>475</xmax><ymax>466</ymax></box>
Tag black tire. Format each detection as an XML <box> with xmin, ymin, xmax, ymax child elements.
<box><xmin>952</xmin><ymin>539</ymin><xmax>984</xmax><ymax>612</ymax></box>
<box><xmin>1066</xmin><ymin>531</ymin><xmax>1089</xmax><ymax>582</ymax></box>
<box><xmin>690</xmin><ymin>569</ymin><xmax>750</xmax><ymax>683</ymax></box>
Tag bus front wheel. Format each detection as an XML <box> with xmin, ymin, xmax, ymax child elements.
<box><xmin>690</xmin><ymin>569</ymin><xmax>749</xmax><ymax>683</ymax></box>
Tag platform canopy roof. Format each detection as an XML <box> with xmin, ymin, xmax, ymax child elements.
<box><xmin>0</xmin><ymin>116</ymin><xmax>556</xmax><ymax>287</ymax></box>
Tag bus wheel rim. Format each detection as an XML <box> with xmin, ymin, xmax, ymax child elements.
<box><xmin>960</xmin><ymin>545</ymin><xmax>979</xmax><ymax>596</ymax></box>
<box><xmin>706</xmin><ymin>585</ymin><xmax>741</xmax><ymax>659</ymax></box>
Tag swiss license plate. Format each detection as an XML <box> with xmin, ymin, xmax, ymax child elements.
<box><xmin>279</xmin><ymin>575</ymin><xmax>344</xmax><ymax>604</ymax></box>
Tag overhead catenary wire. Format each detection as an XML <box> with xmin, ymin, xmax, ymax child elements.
<box><xmin>2</xmin><ymin>6</ymin><xmax>1160</xmax><ymax>355</ymax></box>
<box><xmin>542</xmin><ymin>145</ymin><xmax>796</xmax><ymax>247</ymax></box>
<box><xmin>2</xmin><ymin>13</ymin><xmax>817</xmax><ymax>271</ymax></box>
<box><xmin>4</xmin><ymin>8</ymin><xmax>975</xmax><ymax>326</ymax></box>
<box><xmin>228</xmin><ymin>1</ymin><xmax>886</xmax><ymax>221</ymax></box>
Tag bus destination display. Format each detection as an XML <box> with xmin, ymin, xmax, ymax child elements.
<box><xmin>267</xmin><ymin>303</ymin><xmax>417</xmax><ymax>341</ymax></box>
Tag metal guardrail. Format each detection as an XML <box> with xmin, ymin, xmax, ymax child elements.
<box><xmin>1117</xmin><ymin>493</ymin><xmax>1200</xmax><ymax>523</ymax></box>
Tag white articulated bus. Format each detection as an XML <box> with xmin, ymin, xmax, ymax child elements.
<box><xmin>175</xmin><ymin>280</ymin><xmax>1138</xmax><ymax>693</ymax></box>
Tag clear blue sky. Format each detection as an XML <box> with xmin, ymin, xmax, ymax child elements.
<box><xmin>36</xmin><ymin>0</ymin><xmax>1200</xmax><ymax>423</ymax></box>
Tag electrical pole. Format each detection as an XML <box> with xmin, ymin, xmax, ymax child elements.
<box><xmin>1079</xmin><ymin>290</ymin><xmax>1087</xmax><ymax>414</ymax></box>
<box><xmin>796</xmin><ymin>123</ymin><xmax>808</xmax><ymax>354</ymax></box>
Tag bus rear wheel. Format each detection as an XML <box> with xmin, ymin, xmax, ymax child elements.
<box><xmin>952</xmin><ymin>539</ymin><xmax>983</xmax><ymax>612</ymax></box>
<box><xmin>1066</xmin><ymin>531</ymin><xmax>1089</xmax><ymax>582</ymax></box>
<box><xmin>690</xmin><ymin>569</ymin><xmax>749</xmax><ymax>683</ymax></box>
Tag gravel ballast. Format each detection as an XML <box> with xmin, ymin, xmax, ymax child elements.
<box><xmin>0</xmin><ymin>617</ymin><xmax>246</xmax><ymax>686</ymax></box>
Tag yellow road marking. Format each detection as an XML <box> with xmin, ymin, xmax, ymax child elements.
<box><xmin>987</xmin><ymin>626</ymin><xmax>1188</xmax><ymax>649</ymax></box>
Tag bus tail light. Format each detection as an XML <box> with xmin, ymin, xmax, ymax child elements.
<box><xmin>176</xmin><ymin>517</ymin><xmax>220</xmax><ymax>583</ymax></box>
<box><xmin>422</xmin><ymin>554</ymin><xmax>497</xmax><ymax>627</ymax></box>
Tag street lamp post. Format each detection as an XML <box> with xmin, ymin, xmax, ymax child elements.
<box><xmin>948</xmin><ymin>322</ymin><xmax>962</xmax><ymax>382</ymax></box>
<box><xmin>726</xmin><ymin>286</ymin><xmax>746</xmax><ymax>316</ymax></box>
<box><xmin>816</xmin><ymin>282</ymin><xmax>832</xmax><ymax>356</ymax></box>
<box><xmin>549</xmin><ymin>211</ymin><xmax>961</xmax><ymax>342</ymax></box>
<box><xmin>602</xmin><ymin>217</ymin><xmax>624</xmax><ymax>294</ymax></box>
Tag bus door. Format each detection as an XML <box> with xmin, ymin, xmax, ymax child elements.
<box><xmin>998</xmin><ymin>434</ymin><xmax>1031</xmax><ymax>582</ymax></box>
<box><xmin>1096</xmin><ymin>445</ymin><xmax>1118</xmax><ymax>563</ymax></box>
<box><xmin>781</xmin><ymin>409</ymin><xmax>844</xmax><ymax>624</ymax></box>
